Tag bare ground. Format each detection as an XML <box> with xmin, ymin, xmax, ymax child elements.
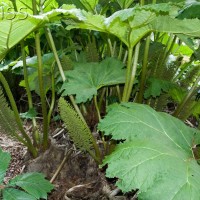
<box><xmin>0</xmin><ymin>125</ymin><xmax>137</xmax><ymax>200</ymax></box>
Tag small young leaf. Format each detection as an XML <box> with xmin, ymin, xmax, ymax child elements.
<box><xmin>0</xmin><ymin>148</ymin><xmax>10</xmax><ymax>184</ymax></box>
<box><xmin>8</xmin><ymin>173</ymin><xmax>53</xmax><ymax>199</ymax></box>
<box><xmin>144</xmin><ymin>77</ymin><xmax>173</xmax><ymax>98</ymax></box>
<box><xmin>20</xmin><ymin>108</ymin><xmax>38</xmax><ymax>119</ymax></box>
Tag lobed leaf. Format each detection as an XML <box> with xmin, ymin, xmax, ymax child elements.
<box><xmin>103</xmin><ymin>140</ymin><xmax>200</xmax><ymax>199</ymax></box>
<box><xmin>61</xmin><ymin>3</ymin><xmax>200</xmax><ymax>47</ymax></box>
<box><xmin>60</xmin><ymin>57</ymin><xmax>125</xmax><ymax>103</ymax></box>
<box><xmin>99</xmin><ymin>103</ymin><xmax>200</xmax><ymax>199</ymax></box>
<box><xmin>8</xmin><ymin>173</ymin><xmax>53</xmax><ymax>199</ymax></box>
<box><xmin>144</xmin><ymin>77</ymin><xmax>174</xmax><ymax>98</ymax></box>
<box><xmin>1</xmin><ymin>4</ymin><xmax>200</xmax><ymax>62</ymax></box>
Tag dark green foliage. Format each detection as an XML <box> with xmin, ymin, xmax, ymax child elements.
<box><xmin>144</xmin><ymin>78</ymin><xmax>173</xmax><ymax>99</ymax></box>
<box><xmin>177</xmin><ymin>2</ymin><xmax>200</xmax><ymax>19</ymax></box>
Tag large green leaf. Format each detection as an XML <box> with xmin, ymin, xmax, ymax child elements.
<box><xmin>98</xmin><ymin>103</ymin><xmax>200</xmax><ymax>199</ymax></box>
<box><xmin>8</xmin><ymin>172</ymin><xmax>53</xmax><ymax>199</ymax></box>
<box><xmin>151</xmin><ymin>16</ymin><xmax>200</xmax><ymax>37</ymax></box>
<box><xmin>0</xmin><ymin>13</ymin><xmax>48</xmax><ymax>60</ymax></box>
<box><xmin>60</xmin><ymin>57</ymin><xmax>125</xmax><ymax>103</ymax></box>
<box><xmin>2</xmin><ymin>4</ymin><xmax>200</xmax><ymax>61</ymax></box>
<box><xmin>61</xmin><ymin>4</ymin><xmax>200</xmax><ymax>47</ymax></box>
<box><xmin>64</xmin><ymin>4</ymin><xmax>171</xmax><ymax>47</ymax></box>
<box><xmin>0</xmin><ymin>148</ymin><xmax>10</xmax><ymax>184</ymax></box>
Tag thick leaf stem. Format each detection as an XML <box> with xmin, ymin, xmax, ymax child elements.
<box><xmin>123</xmin><ymin>43</ymin><xmax>141</xmax><ymax>102</ymax></box>
<box><xmin>159</xmin><ymin>35</ymin><xmax>176</xmax><ymax>70</ymax></box>
<box><xmin>21</xmin><ymin>40</ymin><xmax>39</xmax><ymax>145</ymax></box>
<box><xmin>33</xmin><ymin>0</ymin><xmax>48</xmax><ymax>150</ymax></box>
<box><xmin>34</xmin><ymin>31</ymin><xmax>49</xmax><ymax>150</ymax></box>
<box><xmin>98</xmin><ymin>88</ymin><xmax>106</xmax><ymax>111</ymax></box>
<box><xmin>0</xmin><ymin>72</ymin><xmax>37</xmax><ymax>157</ymax></box>
<box><xmin>45</xmin><ymin>28</ymin><xmax>66</xmax><ymax>81</ymax></box>
<box><xmin>89</xmin><ymin>131</ymin><xmax>102</xmax><ymax>164</ymax></box>
<box><xmin>140</xmin><ymin>0</ymin><xmax>144</xmax><ymax>6</ymax></box>
<box><xmin>172</xmin><ymin>61</ymin><xmax>192</xmax><ymax>82</ymax></box>
<box><xmin>173</xmin><ymin>76</ymin><xmax>200</xmax><ymax>118</ymax></box>
<box><xmin>118</xmin><ymin>42</ymin><xmax>123</xmax><ymax>60</ymax></box>
<box><xmin>47</xmin><ymin>63</ymin><xmax>56</xmax><ymax>126</ymax></box>
<box><xmin>94</xmin><ymin>95</ymin><xmax>101</xmax><ymax>121</ymax></box>
<box><xmin>108</xmin><ymin>39</ymin><xmax>122</xmax><ymax>101</ymax></box>
<box><xmin>137</xmin><ymin>36</ymin><xmax>150</xmax><ymax>103</ymax></box>
<box><xmin>108</xmin><ymin>38</ymin><xmax>116</xmax><ymax>57</ymax></box>
<box><xmin>122</xmin><ymin>47</ymin><xmax>133</xmax><ymax>102</ymax></box>
<box><xmin>87</xmin><ymin>148</ymin><xmax>101</xmax><ymax>164</ymax></box>
<box><xmin>44</xmin><ymin>27</ymin><xmax>86</xmax><ymax>124</ymax></box>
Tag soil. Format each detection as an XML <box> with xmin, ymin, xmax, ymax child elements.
<box><xmin>0</xmin><ymin>124</ymin><xmax>137</xmax><ymax>200</ymax></box>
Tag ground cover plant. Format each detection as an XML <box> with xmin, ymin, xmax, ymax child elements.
<box><xmin>0</xmin><ymin>0</ymin><xmax>200</xmax><ymax>199</ymax></box>
<box><xmin>0</xmin><ymin>147</ymin><xmax>53</xmax><ymax>199</ymax></box>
